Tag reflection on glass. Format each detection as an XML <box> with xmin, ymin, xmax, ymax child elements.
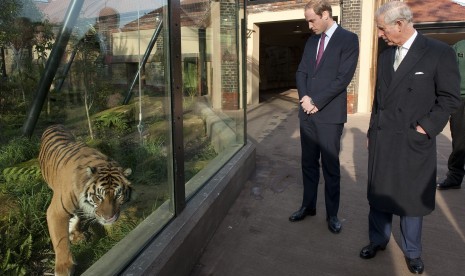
<box><xmin>180</xmin><ymin>0</ymin><xmax>245</xmax><ymax>198</ymax></box>
<box><xmin>0</xmin><ymin>0</ymin><xmax>172</xmax><ymax>274</ymax></box>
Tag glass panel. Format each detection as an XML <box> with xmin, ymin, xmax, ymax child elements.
<box><xmin>180</xmin><ymin>0</ymin><xmax>245</xmax><ymax>198</ymax></box>
<box><xmin>0</xmin><ymin>0</ymin><xmax>173</xmax><ymax>274</ymax></box>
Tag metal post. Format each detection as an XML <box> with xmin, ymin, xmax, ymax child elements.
<box><xmin>241</xmin><ymin>16</ymin><xmax>247</xmax><ymax>145</ymax></box>
<box><xmin>169</xmin><ymin>0</ymin><xmax>186</xmax><ymax>215</ymax></box>
<box><xmin>22</xmin><ymin>0</ymin><xmax>84</xmax><ymax>137</ymax></box>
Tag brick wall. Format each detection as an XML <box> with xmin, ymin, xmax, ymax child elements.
<box><xmin>221</xmin><ymin>1</ymin><xmax>240</xmax><ymax>110</ymax></box>
<box><xmin>341</xmin><ymin>0</ymin><xmax>362</xmax><ymax>114</ymax></box>
<box><xmin>247</xmin><ymin>0</ymin><xmax>340</xmax><ymax>13</ymax></box>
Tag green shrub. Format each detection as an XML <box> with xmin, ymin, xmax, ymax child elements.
<box><xmin>0</xmin><ymin>137</ymin><xmax>40</xmax><ymax>170</ymax></box>
<box><xmin>93</xmin><ymin>111</ymin><xmax>130</xmax><ymax>136</ymax></box>
<box><xmin>0</xmin><ymin>178</ymin><xmax>53</xmax><ymax>275</ymax></box>
<box><xmin>94</xmin><ymin>112</ymin><xmax>127</xmax><ymax>129</ymax></box>
<box><xmin>2</xmin><ymin>166</ymin><xmax>41</xmax><ymax>183</ymax></box>
<box><xmin>0</xmin><ymin>232</ymin><xmax>32</xmax><ymax>276</ymax></box>
<box><xmin>71</xmin><ymin>214</ymin><xmax>142</xmax><ymax>275</ymax></box>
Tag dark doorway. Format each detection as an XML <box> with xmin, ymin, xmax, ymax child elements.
<box><xmin>258</xmin><ymin>20</ymin><xmax>311</xmax><ymax>101</ymax></box>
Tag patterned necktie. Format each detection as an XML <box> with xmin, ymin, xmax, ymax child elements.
<box><xmin>393</xmin><ymin>46</ymin><xmax>404</xmax><ymax>71</ymax></box>
<box><xmin>315</xmin><ymin>33</ymin><xmax>326</xmax><ymax>68</ymax></box>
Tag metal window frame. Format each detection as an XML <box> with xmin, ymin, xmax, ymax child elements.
<box><xmin>168</xmin><ymin>0</ymin><xmax>186</xmax><ymax>215</ymax></box>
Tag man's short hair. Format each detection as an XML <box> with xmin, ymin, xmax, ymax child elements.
<box><xmin>376</xmin><ymin>1</ymin><xmax>413</xmax><ymax>25</ymax></box>
<box><xmin>305</xmin><ymin>0</ymin><xmax>333</xmax><ymax>18</ymax></box>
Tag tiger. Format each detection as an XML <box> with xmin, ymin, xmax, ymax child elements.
<box><xmin>38</xmin><ymin>124</ymin><xmax>132</xmax><ymax>276</ymax></box>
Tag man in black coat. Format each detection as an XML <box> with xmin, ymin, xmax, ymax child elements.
<box><xmin>437</xmin><ymin>39</ymin><xmax>465</xmax><ymax>190</ymax></box>
<box><xmin>359</xmin><ymin>2</ymin><xmax>461</xmax><ymax>274</ymax></box>
<box><xmin>289</xmin><ymin>0</ymin><xmax>359</xmax><ymax>234</ymax></box>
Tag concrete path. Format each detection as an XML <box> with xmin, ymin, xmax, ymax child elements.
<box><xmin>190</xmin><ymin>89</ymin><xmax>465</xmax><ymax>276</ymax></box>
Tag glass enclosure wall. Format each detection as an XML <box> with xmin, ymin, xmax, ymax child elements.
<box><xmin>180</xmin><ymin>0</ymin><xmax>245</xmax><ymax>198</ymax></box>
<box><xmin>0</xmin><ymin>0</ymin><xmax>245</xmax><ymax>275</ymax></box>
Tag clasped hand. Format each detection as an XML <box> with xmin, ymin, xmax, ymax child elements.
<box><xmin>300</xmin><ymin>95</ymin><xmax>319</xmax><ymax>114</ymax></box>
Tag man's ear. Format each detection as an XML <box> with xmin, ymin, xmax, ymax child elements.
<box><xmin>396</xmin><ymin>19</ymin><xmax>405</xmax><ymax>31</ymax></box>
<box><xmin>322</xmin><ymin>10</ymin><xmax>329</xmax><ymax>20</ymax></box>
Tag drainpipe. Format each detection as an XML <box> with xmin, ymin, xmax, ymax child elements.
<box><xmin>22</xmin><ymin>0</ymin><xmax>84</xmax><ymax>137</ymax></box>
<box><xmin>339</xmin><ymin>0</ymin><xmax>344</xmax><ymax>26</ymax></box>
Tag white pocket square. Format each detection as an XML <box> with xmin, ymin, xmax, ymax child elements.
<box><xmin>415</xmin><ymin>72</ymin><xmax>424</xmax><ymax>75</ymax></box>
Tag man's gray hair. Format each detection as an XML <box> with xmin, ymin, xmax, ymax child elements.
<box><xmin>376</xmin><ymin>1</ymin><xmax>413</xmax><ymax>25</ymax></box>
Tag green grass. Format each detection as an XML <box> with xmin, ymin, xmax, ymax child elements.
<box><xmin>0</xmin><ymin>137</ymin><xmax>40</xmax><ymax>169</ymax></box>
<box><xmin>0</xmin><ymin>178</ymin><xmax>54</xmax><ymax>275</ymax></box>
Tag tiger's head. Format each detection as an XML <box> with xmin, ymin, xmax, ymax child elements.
<box><xmin>80</xmin><ymin>165</ymin><xmax>132</xmax><ymax>225</ymax></box>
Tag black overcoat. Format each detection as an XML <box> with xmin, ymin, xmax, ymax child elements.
<box><xmin>367</xmin><ymin>33</ymin><xmax>461</xmax><ymax>216</ymax></box>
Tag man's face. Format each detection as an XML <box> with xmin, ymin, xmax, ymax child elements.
<box><xmin>304</xmin><ymin>8</ymin><xmax>328</xmax><ymax>35</ymax></box>
<box><xmin>376</xmin><ymin>15</ymin><xmax>402</xmax><ymax>46</ymax></box>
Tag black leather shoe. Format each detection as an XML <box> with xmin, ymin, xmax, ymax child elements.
<box><xmin>289</xmin><ymin>207</ymin><xmax>316</xmax><ymax>222</ymax></box>
<box><xmin>437</xmin><ymin>180</ymin><xmax>461</xmax><ymax>190</ymax></box>
<box><xmin>405</xmin><ymin>257</ymin><xmax>424</xmax><ymax>274</ymax></box>
<box><xmin>327</xmin><ymin>216</ymin><xmax>342</xmax><ymax>234</ymax></box>
<box><xmin>359</xmin><ymin>243</ymin><xmax>386</xmax><ymax>259</ymax></box>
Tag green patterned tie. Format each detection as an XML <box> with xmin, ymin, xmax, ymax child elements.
<box><xmin>393</xmin><ymin>46</ymin><xmax>403</xmax><ymax>71</ymax></box>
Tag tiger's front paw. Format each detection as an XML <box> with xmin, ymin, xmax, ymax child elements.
<box><xmin>68</xmin><ymin>216</ymin><xmax>87</xmax><ymax>244</ymax></box>
<box><xmin>69</xmin><ymin>229</ymin><xmax>87</xmax><ymax>244</ymax></box>
<box><xmin>55</xmin><ymin>256</ymin><xmax>75</xmax><ymax>276</ymax></box>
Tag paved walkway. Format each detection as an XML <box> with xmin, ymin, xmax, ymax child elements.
<box><xmin>190</xmin><ymin>89</ymin><xmax>465</xmax><ymax>276</ymax></box>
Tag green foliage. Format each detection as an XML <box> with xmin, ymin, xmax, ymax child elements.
<box><xmin>0</xmin><ymin>0</ymin><xmax>44</xmax><ymax>54</ymax></box>
<box><xmin>182</xmin><ymin>60</ymin><xmax>199</xmax><ymax>111</ymax></box>
<box><xmin>183</xmin><ymin>59</ymin><xmax>198</xmax><ymax>94</ymax></box>
<box><xmin>0</xmin><ymin>0</ymin><xmax>22</xmax><ymax>48</ymax></box>
<box><xmin>93</xmin><ymin>111</ymin><xmax>130</xmax><ymax>136</ymax></box>
<box><xmin>0</xmin><ymin>0</ymin><xmax>46</xmax><ymax>108</ymax></box>
<box><xmin>184</xmin><ymin>137</ymin><xmax>217</xmax><ymax>181</ymax></box>
<box><xmin>70</xmin><ymin>213</ymin><xmax>142</xmax><ymax>275</ymax></box>
<box><xmin>0</xmin><ymin>115</ymin><xmax>26</xmax><ymax>144</ymax></box>
<box><xmin>98</xmin><ymin>138</ymin><xmax>169</xmax><ymax>186</ymax></box>
<box><xmin>2</xmin><ymin>165</ymin><xmax>41</xmax><ymax>183</ymax></box>
<box><xmin>33</xmin><ymin>19</ymin><xmax>55</xmax><ymax>68</ymax></box>
<box><xmin>0</xmin><ymin>136</ymin><xmax>39</xmax><ymax>170</ymax></box>
<box><xmin>139</xmin><ymin>138</ymin><xmax>168</xmax><ymax>182</ymax></box>
<box><xmin>0</xmin><ymin>134</ymin><xmax>52</xmax><ymax>274</ymax></box>
<box><xmin>0</xmin><ymin>78</ymin><xmax>27</xmax><ymax>116</ymax></box>
<box><xmin>92</xmin><ymin>81</ymin><xmax>122</xmax><ymax>111</ymax></box>
<box><xmin>0</xmin><ymin>177</ymin><xmax>53</xmax><ymax>275</ymax></box>
<box><xmin>0</xmin><ymin>233</ymin><xmax>31</xmax><ymax>276</ymax></box>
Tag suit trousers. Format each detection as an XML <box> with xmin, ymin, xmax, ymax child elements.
<box><xmin>446</xmin><ymin>98</ymin><xmax>465</xmax><ymax>185</ymax></box>
<box><xmin>368</xmin><ymin>207</ymin><xmax>423</xmax><ymax>259</ymax></box>
<box><xmin>300</xmin><ymin>117</ymin><xmax>343</xmax><ymax>217</ymax></box>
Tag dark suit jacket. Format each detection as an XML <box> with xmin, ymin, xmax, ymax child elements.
<box><xmin>367</xmin><ymin>33</ymin><xmax>461</xmax><ymax>216</ymax></box>
<box><xmin>296</xmin><ymin>25</ymin><xmax>359</xmax><ymax>124</ymax></box>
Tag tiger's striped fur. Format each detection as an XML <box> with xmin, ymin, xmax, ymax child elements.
<box><xmin>38</xmin><ymin>124</ymin><xmax>132</xmax><ymax>276</ymax></box>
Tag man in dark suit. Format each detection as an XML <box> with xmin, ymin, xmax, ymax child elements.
<box><xmin>437</xmin><ymin>39</ymin><xmax>465</xmax><ymax>190</ymax></box>
<box><xmin>360</xmin><ymin>2</ymin><xmax>461</xmax><ymax>274</ymax></box>
<box><xmin>289</xmin><ymin>0</ymin><xmax>359</xmax><ymax>235</ymax></box>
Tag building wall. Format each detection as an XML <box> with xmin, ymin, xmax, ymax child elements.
<box><xmin>246</xmin><ymin>0</ymin><xmax>364</xmax><ymax>113</ymax></box>
<box><xmin>341</xmin><ymin>0</ymin><xmax>362</xmax><ymax>113</ymax></box>
<box><xmin>247</xmin><ymin>0</ymin><xmax>340</xmax><ymax>14</ymax></box>
<box><xmin>221</xmin><ymin>1</ymin><xmax>240</xmax><ymax>110</ymax></box>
